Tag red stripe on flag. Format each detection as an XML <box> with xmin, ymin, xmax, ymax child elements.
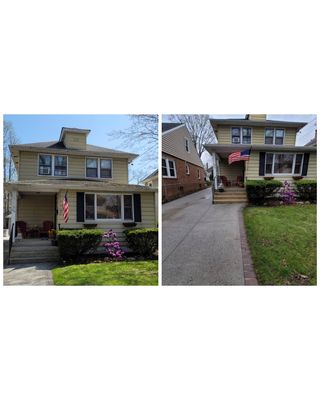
<box><xmin>63</xmin><ymin>193</ymin><xmax>69</xmax><ymax>223</ymax></box>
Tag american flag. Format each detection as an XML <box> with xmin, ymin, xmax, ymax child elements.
<box><xmin>63</xmin><ymin>192</ymin><xmax>69</xmax><ymax>223</ymax></box>
<box><xmin>228</xmin><ymin>149</ymin><xmax>251</xmax><ymax>165</ymax></box>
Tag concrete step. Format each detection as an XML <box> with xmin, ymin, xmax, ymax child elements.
<box><xmin>10</xmin><ymin>256</ymin><xmax>59</xmax><ymax>264</ymax></box>
<box><xmin>13</xmin><ymin>239</ymin><xmax>53</xmax><ymax>247</ymax></box>
<box><xmin>11</xmin><ymin>246</ymin><xmax>58</xmax><ymax>254</ymax></box>
<box><xmin>215</xmin><ymin>199</ymin><xmax>248</xmax><ymax>204</ymax></box>
<box><xmin>215</xmin><ymin>195</ymin><xmax>248</xmax><ymax>200</ymax></box>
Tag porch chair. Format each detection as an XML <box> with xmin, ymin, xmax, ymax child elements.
<box><xmin>236</xmin><ymin>176</ymin><xmax>244</xmax><ymax>187</ymax></box>
<box><xmin>220</xmin><ymin>175</ymin><xmax>231</xmax><ymax>187</ymax></box>
<box><xmin>39</xmin><ymin>220</ymin><xmax>54</xmax><ymax>238</ymax></box>
<box><xmin>15</xmin><ymin>220</ymin><xmax>27</xmax><ymax>238</ymax></box>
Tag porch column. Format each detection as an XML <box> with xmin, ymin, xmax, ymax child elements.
<box><xmin>212</xmin><ymin>152</ymin><xmax>218</xmax><ymax>190</ymax></box>
<box><xmin>11</xmin><ymin>190</ymin><xmax>17</xmax><ymax>243</ymax></box>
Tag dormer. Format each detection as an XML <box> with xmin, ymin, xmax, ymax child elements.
<box><xmin>59</xmin><ymin>127</ymin><xmax>90</xmax><ymax>150</ymax></box>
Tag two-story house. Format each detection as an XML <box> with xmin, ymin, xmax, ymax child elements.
<box><xmin>162</xmin><ymin>123</ymin><xmax>205</xmax><ymax>202</ymax></box>
<box><xmin>204</xmin><ymin>115</ymin><xmax>317</xmax><ymax>202</ymax></box>
<box><xmin>5</xmin><ymin>127</ymin><xmax>157</xmax><ymax>247</ymax></box>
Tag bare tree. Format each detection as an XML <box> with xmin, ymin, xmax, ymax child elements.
<box><xmin>167</xmin><ymin>114</ymin><xmax>216</xmax><ymax>157</ymax></box>
<box><xmin>3</xmin><ymin>120</ymin><xmax>19</xmax><ymax>226</ymax></box>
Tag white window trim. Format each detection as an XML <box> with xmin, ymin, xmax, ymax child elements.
<box><xmin>185</xmin><ymin>138</ymin><xmax>190</xmax><ymax>153</ymax></box>
<box><xmin>198</xmin><ymin>169</ymin><xmax>201</xmax><ymax>179</ymax></box>
<box><xmin>230</xmin><ymin>127</ymin><xmax>252</xmax><ymax>144</ymax></box>
<box><xmin>84</xmin><ymin>192</ymin><xmax>134</xmax><ymax>222</ymax></box>
<box><xmin>162</xmin><ymin>158</ymin><xmax>177</xmax><ymax>179</ymax></box>
<box><xmin>85</xmin><ymin>157</ymin><xmax>113</xmax><ymax>179</ymax></box>
<box><xmin>265</xmin><ymin>153</ymin><xmax>304</xmax><ymax>176</ymax></box>
<box><xmin>185</xmin><ymin>162</ymin><xmax>190</xmax><ymax>175</ymax></box>
<box><xmin>38</xmin><ymin>153</ymin><xmax>68</xmax><ymax>177</ymax></box>
<box><xmin>264</xmin><ymin>128</ymin><xmax>286</xmax><ymax>145</ymax></box>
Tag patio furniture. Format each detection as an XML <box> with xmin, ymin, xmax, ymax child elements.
<box><xmin>15</xmin><ymin>221</ymin><xmax>27</xmax><ymax>238</ymax></box>
<box><xmin>220</xmin><ymin>176</ymin><xmax>231</xmax><ymax>187</ymax></box>
<box><xmin>27</xmin><ymin>227</ymin><xmax>40</xmax><ymax>238</ymax></box>
<box><xmin>39</xmin><ymin>220</ymin><xmax>54</xmax><ymax>238</ymax></box>
<box><xmin>236</xmin><ymin>176</ymin><xmax>244</xmax><ymax>187</ymax></box>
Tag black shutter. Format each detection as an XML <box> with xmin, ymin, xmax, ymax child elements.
<box><xmin>259</xmin><ymin>152</ymin><xmax>266</xmax><ymax>176</ymax></box>
<box><xmin>302</xmin><ymin>153</ymin><xmax>310</xmax><ymax>176</ymax></box>
<box><xmin>133</xmin><ymin>194</ymin><xmax>142</xmax><ymax>222</ymax></box>
<box><xmin>76</xmin><ymin>192</ymin><xmax>85</xmax><ymax>222</ymax></box>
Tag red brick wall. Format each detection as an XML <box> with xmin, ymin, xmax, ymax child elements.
<box><xmin>162</xmin><ymin>154</ymin><xmax>206</xmax><ymax>202</ymax></box>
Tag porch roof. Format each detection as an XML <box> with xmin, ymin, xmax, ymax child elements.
<box><xmin>209</xmin><ymin>118</ymin><xmax>308</xmax><ymax>131</ymax></box>
<box><xmin>4</xmin><ymin>179</ymin><xmax>158</xmax><ymax>193</ymax></box>
<box><xmin>204</xmin><ymin>144</ymin><xmax>317</xmax><ymax>157</ymax></box>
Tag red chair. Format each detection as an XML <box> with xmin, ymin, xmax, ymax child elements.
<box><xmin>16</xmin><ymin>221</ymin><xmax>27</xmax><ymax>238</ymax></box>
<box><xmin>39</xmin><ymin>220</ymin><xmax>54</xmax><ymax>238</ymax></box>
<box><xmin>220</xmin><ymin>176</ymin><xmax>231</xmax><ymax>187</ymax></box>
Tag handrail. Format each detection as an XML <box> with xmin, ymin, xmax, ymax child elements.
<box><xmin>8</xmin><ymin>222</ymin><xmax>14</xmax><ymax>265</ymax></box>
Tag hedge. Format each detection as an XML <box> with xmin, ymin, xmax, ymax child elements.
<box><xmin>245</xmin><ymin>180</ymin><xmax>282</xmax><ymax>205</ymax></box>
<box><xmin>124</xmin><ymin>228</ymin><xmax>158</xmax><ymax>257</ymax></box>
<box><xmin>295</xmin><ymin>180</ymin><xmax>317</xmax><ymax>203</ymax></box>
<box><xmin>57</xmin><ymin>229</ymin><xmax>102</xmax><ymax>262</ymax></box>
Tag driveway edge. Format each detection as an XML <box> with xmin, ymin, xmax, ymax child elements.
<box><xmin>238</xmin><ymin>207</ymin><xmax>258</xmax><ymax>285</ymax></box>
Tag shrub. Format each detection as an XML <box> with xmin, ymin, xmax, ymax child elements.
<box><xmin>280</xmin><ymin>180</ymin><xmax>296</xmax><ymax>205</ymax></box>
<box><xmin>246</xmin><ymin>180</ymin><xmax>282</xmax><ymax>205</ymax></box>
<box><xmin>295</xmin><ymin>180</ymin><xmax>317</xmax><ymax>203</ymax></box>
<box><xmin>124</xmin><ymin>228</ymin><xmax>158</xmax><ymax>257</ymax></box>
<box><xmin>57</xmin><ymin>229</ymin><xmax>102</xmax><ymax>262</ymax></box>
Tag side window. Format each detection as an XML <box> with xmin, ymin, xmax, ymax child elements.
<box><xmin>86</xmin><ymin>158</ymin><xmax>98</xmax><ymax>177</ymax></box>
<box><xmin>54</xmin><ymin>155</ymin><xmax>67</xmax><ymax>176</ymax></box>
<box><xmin>39</xmin><ymin>154</ymin><xmax>52</xmax><ymax>175</ymax></box>
<box><xmin>231</xmin><ymin>127</ymin><xmax>241</xmax><ymax>143</ymax></box>
<box><xmin>100</xmin><ymin>159</ymin><xmax>112</xmax><ymax>178</ymax></box>
<box><xmin>162</xmin><ymin>158</ymin><xmax>168</xmax><ymax>177</ymax></box>
<box><xmin>185</xmin><ymin>139</ymin><xmax>190</xmax><ymax>152</ymax></box>
<box><xmin>168</xmin><ymin>160</ymin><xmax>176</xmax><ymax>177</ymax></box>
<box><xmin>185</xmin><ymin>163</ymin><xmax>190</xmax><ymax>175</ymax></box>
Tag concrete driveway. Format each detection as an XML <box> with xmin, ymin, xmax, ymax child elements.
<box><xmin>3</xmin><ymin>263</ymin><xmax>55</xmax><ymax>285</ymax></box>
<box><xmin>162</xmin><ymin>188</ymin><xmax>245</xmax><ymax>285</ymax></box>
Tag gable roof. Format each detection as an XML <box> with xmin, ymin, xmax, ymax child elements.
<box><xmin>162</xmin><ymin>124</ymin><xmax>204</xmax><ymax>168</ymax></box>
<box><xmin>162</xmin><ymin>122</ymin><xmax>183</xmax><ymax>133</ymax></box>
<box><xmin>141</xmin><ymin>169</ymin><xmax>158</xmax><ymax>182</ymax></box>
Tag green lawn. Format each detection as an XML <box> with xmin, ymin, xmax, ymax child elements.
<box><xmin>244</xmin><ymin>205</ymin><xmax>316</xmax><ymax>285</ymax></box>
<box><xmin>52</xmin><ymin>260</ymin><xmax>158</xmax><ymax>286</ymax></box>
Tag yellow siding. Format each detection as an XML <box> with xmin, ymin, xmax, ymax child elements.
<box><xmin>63</xmin><ymin>132</ymin><xmax>87</xmax><ymax>150</ymax></box>
<box><xmin>17</xmin><ymin>194</ymin><xmax>55</xmax><ymax>227</ymax></box>
<box><xmin>245</xmin><ymin>151</ymin><xmax>317</xmax><ymax>183</ymax></box>
<box><xmin>216</xmin><ymin>126</ymin><xmax>297</xmax><ymax>145</ymax></box>
<box><xmin>18</xmin><ymin>151</ymin><xmax>128</xmax><ymax>183</ymax></box>
<box><xmin>56</xmin><ymin>190</ymin><xmax>156</xmax><ymax>244</ymax></box>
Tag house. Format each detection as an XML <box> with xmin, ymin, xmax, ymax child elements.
<box><xmin>162</xmin><ymin>123</ymin><xmax>205</xmax><ymax>202</ymax></box>
<box><xmin>204</xmin><ymin>114</ymin><xmax>317</xmax><ymax>203</ymax></box>
<box><xmin>305</xmin><ymin>130</ymin><xmax>317</xmax><ymax>146</ymax></box>
<box><xmin>4</xmin><ymin>127</ymin><xmax>157</xmax><ymax>261</ymax></box>
<box><xmin>141</xmin><ymin>169</ymin><xmax>158</xmax><ymax>187</ymax></box>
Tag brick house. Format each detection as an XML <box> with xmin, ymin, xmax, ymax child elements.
<box><xmin>162</xmin><ymin>123</ymin><xmax>205</xmax><ymax>202</ymax></box>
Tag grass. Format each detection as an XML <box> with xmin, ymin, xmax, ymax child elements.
<box><xmin>244</xmin><ymin>205</ymin><xmax>316</xmax><ymax>285</ymax></box>
<box><xmin>52</xmin><ymin>260</ymin><xmax>158</xmax><ymax>286</ymax></box>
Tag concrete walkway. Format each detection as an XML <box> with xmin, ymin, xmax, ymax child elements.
<box><xmin>3</xmin><ymin>262</ymin><xmax>56</xmax><ymax>285</ymax></box>
<box><xmin>162</xmin><ymin>188</ymin><xmax>245</xmax><ymax>285</ymax></box>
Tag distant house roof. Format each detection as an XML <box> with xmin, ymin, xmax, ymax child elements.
<box><xmin>162</xmin><ymin>122</ymin><xmax>183</xmax><ymax>133</ymax></box>
<box><xmin>305</xmin><ymin>136</ymin><xmax>317</xmax><ymax>146</ymax></box>
<box><xmin>142</xmin><ymin>169</ymin><xmax>158</xmax><ymax>182</ymax></box>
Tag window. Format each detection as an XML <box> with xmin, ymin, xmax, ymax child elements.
<box><xmin>197</xmin><ymin>169</ymin><xmax>201</xmax><ymax>179</ymax></box>
<box><xmin>185</xmin><ymin>163</ymin><xmax>190</xmax><ymax>175</ymax></box>
<box><xmin>39</xmin><ymin>154</ymin><xmax>68</xmax><ymax>176</ymax></box>
<box><xmin>85</xmin><ymin>193</ymin><xmax>133</xmax><ymax>221</ymax></box>
<box><xmin>54</xmin><ymin>155</ymin><xmax>67</xmax><ymax>176</ymax></box>
<box><xmin>100</xmin><ymin>159</ymin><xmax>112</xmax><ymax>178</ymax></box>
<box><xmin>86</xmin><ymin>158</ymin><xmax>98</xmax><ymax>177</ymax></box>
<box><xmin>162</xmin><ymin>158</ymin><xmax>168</xmax><ymax>177</ymax></box>
<box><xmin>39</xmin><ymin>154</ymin><xmax>52</xmax><ymax>175</ymax></box>
<box><xmin>185</xmin><ymin>139</ymin><xmax>190</xmax><ymax>152</ymax></box>
<box><xmin>264</xmin><ymin>128</ymin><xmax>285</xmax><ymax>145</ymax></box>
<box><xmin>97</xmin><ymin>194</ymin><xmax>121</xmax><ymax>219</ymax></box>
<box><xmin>162</xmin><ymin>158</ymin><xmax>176</xmax><ymax>178</ymax></box>
<box><xmin>265</xmin><ymin>153</ymin><xmax>304</xmax><ymax>175</ymax></box>
<box><xmin>85</xmin><ymin>194</ymin><xmax>95</xmax><ymax>220</ymax></box>
<box><xmin>231</xmin><ymin>127</ymin><xmax>251</xmax><ymax>144</ymax></box>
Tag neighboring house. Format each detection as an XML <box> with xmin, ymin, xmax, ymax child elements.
<box><xmin>305</xmin><ymin>130</ymin><xmax>317</xmax><ymax>146</ymax></box>
<box><xmin>141</xmin><ymin>169</ymin><xmax>158</xmax><ymax>187</ymax></box>
<box><xmin>204</xmin><ymin>114</ymin><xmax>316</xmax><ymax>201</ymax></box>
<box><xmin>4</xmin><ymin>127</ymin><xmax>157</xmax><ymax>246</ymax></box>
<box><xmin>141</xmin><ymin>169</ymin><xmax>158</xmax><ymax>223</ymax></box>
<box><xmin>162</xmin><ymin>123</ymin><xmax>205</xmax><ymax>202</ymax></box>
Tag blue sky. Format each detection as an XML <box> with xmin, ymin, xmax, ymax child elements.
<box><xmin>3</xmin><ymin>114</ymin><xmax>158</xmax><ymax>183</ymax></box>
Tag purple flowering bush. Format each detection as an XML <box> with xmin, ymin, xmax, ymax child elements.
<box><xmin>103</xmin><ymin>229</ymin><xmax>124</xmax><ymax>260</ymax></box>
<box><xmin>281</xmin><ymin>180</ymin><xmax>296</xmax><ymax>205</ymax></box>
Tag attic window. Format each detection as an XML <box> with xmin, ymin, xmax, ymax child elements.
<box><xmin>185</xmin><ymin>139</ymin><xmax>190</xmax><ymax>152</ymax></box>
